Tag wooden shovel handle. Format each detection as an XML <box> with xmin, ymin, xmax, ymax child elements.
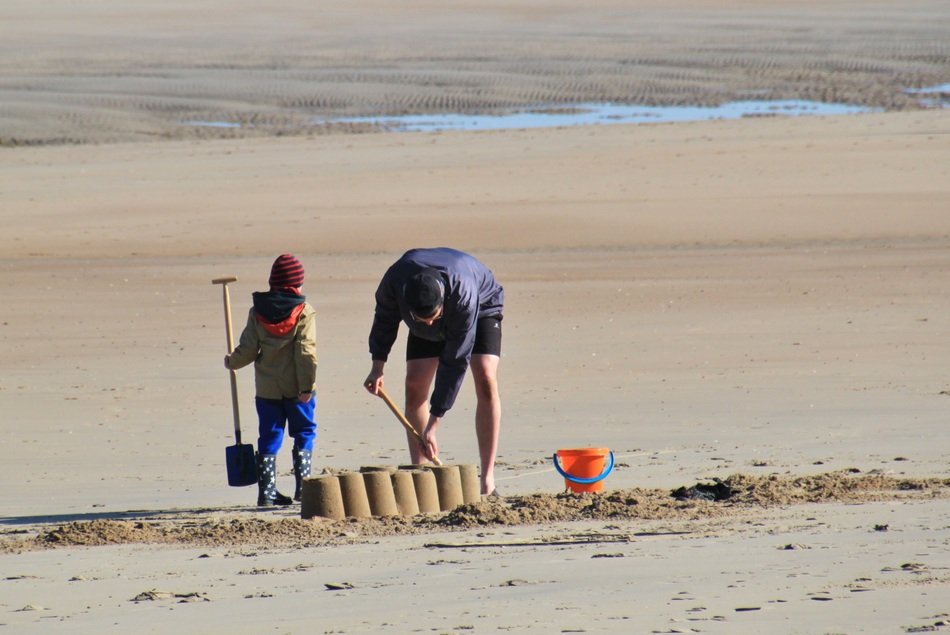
<box><xmin>377</xmin><ymin>387</ymin><xmax>443</xmax><ymax>466</ymax></box>
<box><xmin>213</xmin><ymin>276</ymin><xmax>243</xmax><ymax>444</ymax></box>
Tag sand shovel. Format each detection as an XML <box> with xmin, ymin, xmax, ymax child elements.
<box><xmin>212</xmin><ymin>276</ymin><xmax>258</xmax><ymax>487</ymax></box>
<box><xmin>376</xmin><ymin>387</ymin><xmax>443</xmax><ymax>466</ymax></box>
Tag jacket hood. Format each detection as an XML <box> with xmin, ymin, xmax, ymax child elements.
<box><xmin>252</xmin><ymin>290</ymin><xmax>307</xmax><ymax>336</ymax></box>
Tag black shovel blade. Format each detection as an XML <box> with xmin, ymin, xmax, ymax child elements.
<box><xmin>226</xmin><ymin>443</ymin><xmax>258</xmax><ymax>487</ymax></box>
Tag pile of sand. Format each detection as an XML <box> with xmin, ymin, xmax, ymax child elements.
<box><xmin>4</xmin><ymin>471</ymin><xmax>946</xmax><ymax>554</ymax></box>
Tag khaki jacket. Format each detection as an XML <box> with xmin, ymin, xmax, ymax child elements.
<box><xmin>228</xmin><ymin>304</ymin><xmax>317</xmax><ymax>400</ymax></box>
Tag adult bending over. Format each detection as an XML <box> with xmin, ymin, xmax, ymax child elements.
<box><xmin>364</xmin><ymin>248</ymin><xmax>504</xmax><ymax>496</ymax></box>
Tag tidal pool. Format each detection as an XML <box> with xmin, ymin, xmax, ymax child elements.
<box><xmin>183</xmin><ymin>84</ymin><xmax>950</xmax><ymax>132</ymax></box>
<box><xmin>904</xmin><ymin>84</ymin><xmax>950</xmax><ymax>108</ymax></box>
<box><xmin>326</xmin><ymin>100</ymin><xmax>879</xmax><ymax>133</ymax></box>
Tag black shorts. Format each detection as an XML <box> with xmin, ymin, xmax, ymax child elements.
<box><xmin>406</xmin><ymin>315</ymin><xmax>503</xmax><ymax>360</ymax></box>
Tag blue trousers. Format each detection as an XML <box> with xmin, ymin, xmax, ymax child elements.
<box><xmin>255</xmin><ymin>395</ymin><xmax>317</xmax><ymax>455</ymax></box>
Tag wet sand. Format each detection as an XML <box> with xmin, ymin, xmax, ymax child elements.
<box><xmin>2</xmin><ymin>0</ymin><xmax>950</xmax><ymax>633</ymax></box>
<box><xmin>2</xmin><ymin>0</ymin><xmax>948</xmax><ymax>145</ymax></box>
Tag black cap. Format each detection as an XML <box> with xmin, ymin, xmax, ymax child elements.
<box><xmin>404</xmin><ymin>268</ymin><xmax>444</xmax><ymax>318</ymax></box>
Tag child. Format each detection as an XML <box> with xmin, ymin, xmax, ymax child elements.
<box><xmin>225</xmin><ymin>254</ymin><xmax>318</xmax><ymax>506</ymax></box>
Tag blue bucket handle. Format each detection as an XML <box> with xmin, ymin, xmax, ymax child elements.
<box><xmin>552</xmin><ymin>450</ymin><xmax>615</xmax><ymax>485</ymax></box>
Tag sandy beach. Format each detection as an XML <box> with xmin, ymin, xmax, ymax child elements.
<box><xmin>2</xmin><ymin>1</ymin><xmax>950</xmax><ymax>633</ymax></box>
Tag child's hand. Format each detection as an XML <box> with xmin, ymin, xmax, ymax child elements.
<box><xmin>223</xmin><ymin>355</ymin><xmax>231</xmax><ymax>369</ymax></box>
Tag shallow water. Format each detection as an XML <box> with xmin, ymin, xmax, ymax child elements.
<box><xmin>328</xmin><ymin>100</ymin><xmax>880</xmax><ymax>132</ymax></box>
<box><xmin>905</xmin><ymin>83</ymin><xmax>950</xmax><ymax>108</ymax></box>
<box><xmin>183</xmin><ymin>84</ymin><xmax>950</xmax><ymax>132</ymax></box>
<box><xmin>181</xmin><ymin>120</ymin><xmax>241</xmax><ymax>129</ymax></box>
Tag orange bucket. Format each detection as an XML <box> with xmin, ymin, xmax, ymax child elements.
<box><xmin>552</xmin><ymin>448</ymin><xmax>614</xmax><ymax>493</ymax></box>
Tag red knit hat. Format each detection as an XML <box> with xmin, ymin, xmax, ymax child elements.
<box><xmin>269</xmin><ymin>254</ymin><xmax>305</xmax><ymax>289</ymax></box>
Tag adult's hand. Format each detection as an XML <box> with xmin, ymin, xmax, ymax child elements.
<box><xmin>422</xmin><ymin>415</ymin><xmax>441</xmax><ymax>461</ymax></box>
<box><xmin>364</xmin><ymin>361</ymin><xmax>385</xmax><ymax>395</ymax></box>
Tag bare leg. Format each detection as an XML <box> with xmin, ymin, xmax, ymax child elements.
<box><xmin>470</xmin><ymin>354</ymin><xmax>501</xmax><ymax>495</ymax></box>
<box><xmin>404</xmin><ymin>357</ymin><xmax>438</xmax><ymax>464</ymax></box>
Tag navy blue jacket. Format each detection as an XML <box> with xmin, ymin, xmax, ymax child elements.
<box><xmin>369</xmin><ymin>248</ymin><xmax>504</xmax><ymax>416</ymax></box>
